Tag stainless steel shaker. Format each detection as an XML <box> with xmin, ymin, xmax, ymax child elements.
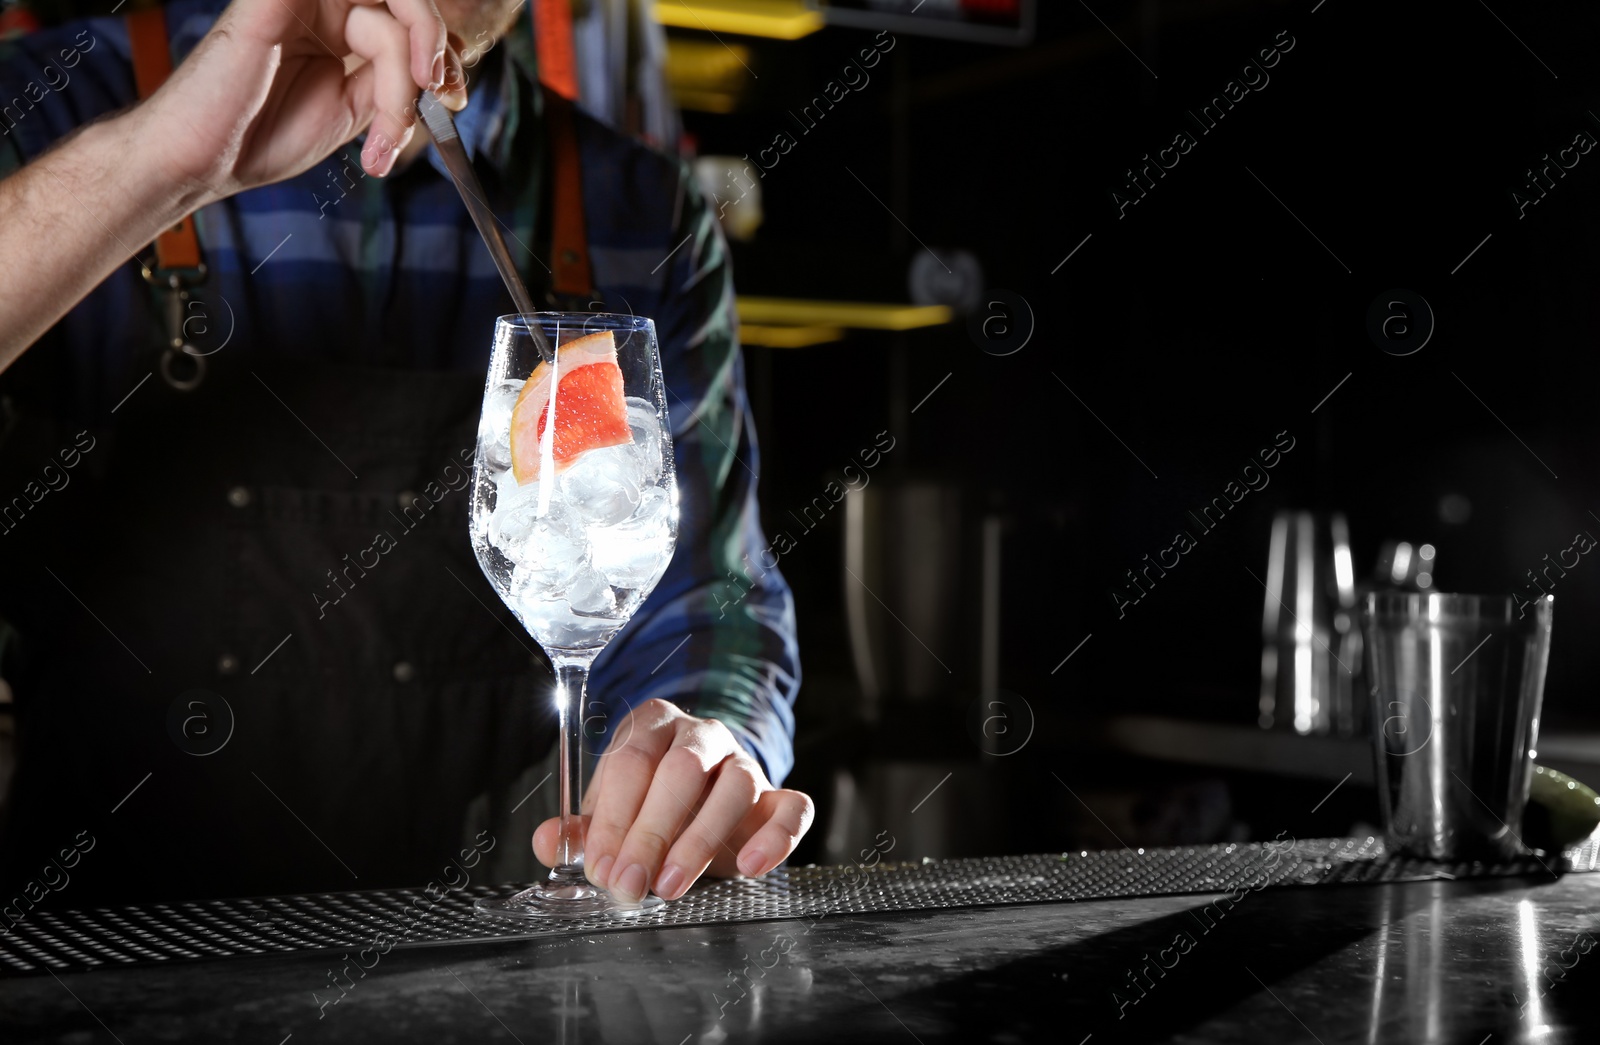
<box><xmin>1259</xmin><ymin>512</ymin><xmax>1359</xmax><ymax>734</ymax></box>
<box><xmin>1361</xmin><ymin>591</ymin><xmax>1554</xmax><ymax>860</ymax></box>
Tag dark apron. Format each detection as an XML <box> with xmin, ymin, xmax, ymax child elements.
<box><xmin>0</xmin><ymin>16</ymin><xmax>611</xmax><ymax>902</ymax></box>
<box><xmin>2</xmin><ymin>343</ymin><xmax>558</xmax><ymax>902</ymax></box>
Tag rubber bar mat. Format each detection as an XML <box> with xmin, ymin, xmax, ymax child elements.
<box><xmin>3</xmin><ymin>834</ymin><xmax>1594</xmax><ymax>976</ymax></box>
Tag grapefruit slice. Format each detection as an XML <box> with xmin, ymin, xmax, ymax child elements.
<box><xmin>509</xmin><ymin>329</ymin><xmax>633</xmax><ymax>484</ymax></box>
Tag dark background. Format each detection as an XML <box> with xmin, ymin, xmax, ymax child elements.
<box><xmin>6</xmin><ymin>0</ymin><xmax>1597</xmax><ymax>871</ymax></box>
<box><xmin>674</xmin><ymin>0</ymin><xmax>1600</xmax><ymax>862</ymax></box>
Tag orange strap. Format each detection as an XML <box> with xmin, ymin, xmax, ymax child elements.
<box><xmin>532</xmin><ymin>0</ymin><xmax>578</xmax><ymax>100</ymax></box>
<box><xmin>534</xmin><ymin>1</ymin><xmax>591</xmax><ymax>299</ymax></box>
<box><xmin>545</xmin><ymin>90</ymin><xmax>593</xmax><ymax>299</ymax></box>
<box><xmin>127</xmin><ymin>7</ymin><xmax>203</xmax><ymax>272</ymax></box>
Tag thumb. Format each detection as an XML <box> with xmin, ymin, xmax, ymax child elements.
<box><xmin>532</xmin><ymin>814</ymin><xmax>593</xmax><ymax>868</ymax></box>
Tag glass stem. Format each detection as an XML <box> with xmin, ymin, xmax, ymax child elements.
<box><xmin>550</xmin><ymin>653</ymin><xmax>598</xmax><ymax>885</ymax></box>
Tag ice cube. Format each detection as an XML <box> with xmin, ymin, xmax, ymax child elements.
<box><xmin>478</xmin><ymin>379</ymin><xmax>523</xmax><ymax>473</ymax></box>
<box><xmin>495</xmin><ymin>468</ymin><xmax>540</xmax><ymax>516</ymax></box>
<box><xmin>626</xmin><ymin>397</ymin><xmax>665</xmax><ymax>484</ymax></box>
<box><xmin>471</xmin><ymin>539</ymin><xmax>516</xmax><ymax>595</ymax></box>
<box><xmin>512</xmin><ymin>594</ymin><xmax>622</xmax><ymax>649</ymax></box>
<box><xmin>561</xmin><ymin>443</ymin><xmax>644</xmax><ymax>526</ymax></box>
<box><xmin>498</xmin><ymin>498</ymin><xmax>588</xmax><ymax>595</ymax></box>
<box><xmin>565</xmin><ymin>566</ymin><xmax>618</xmax><ymax>615</ymax></box>
<box><xmin>589</xmin><ymin>485</ymin><xmax>677</xmax><ymax>591</ymax></box>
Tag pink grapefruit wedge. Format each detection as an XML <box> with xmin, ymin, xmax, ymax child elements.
<box><xmin>509</xmin><ymin>329</ymin><xmax>633</xmax><ymax>484</ymax></box>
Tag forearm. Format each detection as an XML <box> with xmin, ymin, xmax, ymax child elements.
<box><xmin>0</xmin><ymin>106</ymin><xmax>203</xmax><ymax>370</ymax></box>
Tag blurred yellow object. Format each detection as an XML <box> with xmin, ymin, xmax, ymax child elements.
<box><xmin>740</xmin><ymin>324</ymin><xmax>846</xmax><ymax>348</ymax></box>
<box><xmin>664</xmin><ymin>38</ymin><xmax>753</xmax><ymax>88</ymax></box>
<box><xmin>737</xmin><ymin>297</ymin><xmax>953</xmax><ymax>331</ymax></box>
<box><xmin>665</xmin><ymin>38</ymin><xmax>753</xmax><ymax>112</ymax></box>
<box><xmin>672</xmin><ymin>90</ymin><xmax>739</xmax><ymax>112</ymax></box>
<box><xmin>654</xmin><ymin>0</ymin><xmax>825</xmax><ymax>40</ymax></box>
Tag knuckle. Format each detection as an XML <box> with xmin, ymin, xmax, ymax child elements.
<box><xmin>624</xmin><ymin>826</ymin><xmax>675</xmax><ymax>862</ymax></box>
<box><xmin>720</xmin><ymin>762</ymin><xmax>761</xmax><ymax>805</ymax></box>
<box><xmin>639</xmin><ymin>697</ymin><xmax>678</xmax><ymax>721</ymax></box>
<box><xmin>729</xmin><ymin>752</ymin><xmax>769</xmax><ymax>785</ymax></box>
<box><xmin>588</xmin><ymin>805</ymin><xmax>630</xmax><ymax>838</ymax></box>
<box><xmin>609</xmin><ymin>742</ymin><xmax>656</xmax><ymax>776</ymax></box>
<box><xmin>676</xmin><ymin>823</ymin><xmax>722</xmax><ymax>860</ymax></box>
<box><xmin>696</xmin><ymin>715</ymin><xmax>733</xmax><ymax>741</ymax></box>
<box><xmin>660</xmin><ymin>744</ymin><xmax>712</xmax><ymax>780</ymax></box>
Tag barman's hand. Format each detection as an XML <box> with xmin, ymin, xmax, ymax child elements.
<box><xmin>0</xmin><ymin>0</ymin><xmax>466</xmax><ymax>364</ymax></box>
<box><xmin>532</xmin><ymin>699</ymin><xmax>815</xmax><ymax>903</ymax></box>
<box><xmin>147</xmin><ymin>0</ymin><xmax>467</xmax><ymax>194</ymax></box>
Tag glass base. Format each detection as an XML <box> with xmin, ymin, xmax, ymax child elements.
<box><xmin>474</xmin><ymin>873</ymin><xmax>665</xmax><ymax>920</ymax></box>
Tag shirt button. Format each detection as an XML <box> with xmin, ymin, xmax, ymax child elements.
<box><xmin>393</xmin><ymin>661</ymin><xmax>416</xmax><ymax>684</ymax></box>
<box><xmin>218</xmin><ymin>653</ymin><xmax>240</xmax><ymax>676</ymax></box>
<box><xmin>227</xmin><ymin>486</ymin><xmax>252</xmax><ymax>508</ymax></box>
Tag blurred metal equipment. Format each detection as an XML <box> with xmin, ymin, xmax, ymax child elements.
<box><xmin>822</xmin><ymin>762</ymin><xmax>970</xmax><ymax>866</ymax></box>
<box><xmin>843</xmin><ymin>480</ymin><xmax>963</xmax><ymax>714</ymax></box>
<box><xmin>693</xmin><ymin>155</ymin><xmax>764</xmax><ymax>241</ymax></box>
<box><xmin>1361</xmin><ymin>592</ymin><xmax>1554</xmax><ymax>860</ymax></box>
<box><xmin>907</xmin><ymin>248</ymin><xmax>983</xmax><ymax>313</ymax></box>
<box><xmin>978</xmin><ymin>514</ymin><xmax>1001</xmax><ymax>708</ymax></box>
<box><xmin>825</xmin><ymin>501</ymin><xmax>1001</xmax><ymax>865</ymax></box>
<box><xmin>1259</xmin><ymin>511</ymin><xmax>1358</xmax><ymax>735</ymax></box>
<box><xmin>1374</xmin><ymin>539</ymin><xmax>1438</xmax><ymax>591</ymax></box>
<box><xmin>1259</xmin><ymin>515</ymin><xmax>1448</xmax><ymax>737</ymax></box>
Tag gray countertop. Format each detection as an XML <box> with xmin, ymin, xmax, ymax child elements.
<box><xmin>3</xmin><ymin>868</ymin><xmax>1598</xmax><ymax>1044</ymax></box>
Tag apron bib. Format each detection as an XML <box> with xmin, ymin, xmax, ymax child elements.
<box><xmin>5</xmin><ymin>347</ymin><xmax>556</xmax><ymax>901</ymax></box>
<box><xmin>0</xmin><ymin>8</ymin><xmax>602</xmax><ymax>901</ymax></box>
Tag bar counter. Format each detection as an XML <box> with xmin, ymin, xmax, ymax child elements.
<box><xmin>3</xmin><ymin>837</ymin><xmax>1598</xmax><ymax>1043</ymax></box>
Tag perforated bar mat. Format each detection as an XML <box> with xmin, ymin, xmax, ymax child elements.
<box><xmin>3</xmin><ymin>835</ymin><xmax>1596</xmax><ymax>976</ymax></box>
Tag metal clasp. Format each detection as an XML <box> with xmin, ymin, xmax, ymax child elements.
<box><xmin>141</xmin><ymin>260</ymin><xmax>210</xmax><ymax>392</ymax></box>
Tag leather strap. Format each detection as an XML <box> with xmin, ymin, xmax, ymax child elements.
<box><xmin>0</xmin><ymin>6</ymin><xmax>41</xmax><ymax>39</ymax></box>
<box><xmin>544</xmin><ymin>89</ymin><xmax>593</xmax><ymax>300</ymax></box>
<box><xmin>532</xmin><ymin>0</ymin><xmax>578</xmax><ymax>100</ymax></box>
<box><xmin>533</xmin><ymin>1</ymin><xmax>591</xmax><ymax>300</ymax></box>
<box><xmin>127</xmin><ymin>7</ymin><xmax>203</xmax><ymax>272</ymax></box>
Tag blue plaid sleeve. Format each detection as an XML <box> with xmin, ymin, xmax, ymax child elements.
<box><xmin>590</xmin><ymin>165</ymin><xmax>800</xmax><ymax>786</ymax></box>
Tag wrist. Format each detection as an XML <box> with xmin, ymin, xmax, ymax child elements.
<box><xmin>118</xmin><ymin>98</ymin><xmax>224</xmax><ymax>215</ymax></box>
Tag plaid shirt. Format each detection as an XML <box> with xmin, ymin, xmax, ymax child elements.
<box><xmin>0</xmin><ymin>1</ymin><xmax>799</xmax><ymax>784</ymax></box>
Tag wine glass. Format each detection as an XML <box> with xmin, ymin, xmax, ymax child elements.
<box><xmin>469</xmin><ymin>312</ymin><xmax>679</xmax><ymax>917</ymax></box>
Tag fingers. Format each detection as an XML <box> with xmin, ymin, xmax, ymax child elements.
<box><xmin>349</xmin><ymin>0</ymin><xmax>446</xmax><ymax>92</ymax></box>
<box><xmin>732</xmin><ymin>789</ymin><xmax>815</xmax><ymax>878</ymax></box>
<box><xmin>604</xmin><ymin>730</ymin><xmax>730</xmax><ymax>904</ymax></box>
<box><xmin>343</xmin><ymin>5</ymin><xmax>420</xmax><ymax>175</ymax></box>
<box><xmin>653</xmin><ymin>758</ymin><xmax>762</xmax><ymax>900</ymax></box>
<box><xmin>439</xmin><ymin>32</ymin><xmax>468</xmax><ymax>110</ymax></box>
<box><xmin>581</xmin><ymin>700</ymin><xmax>680</xmax><ymax>889</ymax></box>
<box><xmin>531</xmin><ymin>699</ymin><xmax>817</xmax><ymax>905</ymax></box>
